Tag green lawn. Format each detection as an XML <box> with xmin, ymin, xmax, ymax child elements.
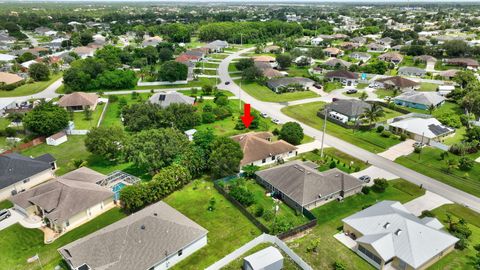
<box><xmin>374</xmin><ymin>88</ymin><xmax>395</xmax><ymax>99</ymax></box>
<box><xmin>357</xmin><ymin>83</ymin><xmax>368</xmax><ymax>89</ymax></box>
<box><xmin>0</xmin><ymin>208</ymin><xmax>126</xmax><ymax>270</ymax></box>
<box><xmin>286</xmin><ymin>66</ymin><xmax>310</xmax><ymax>77</ymax></box>
<box><xmin>281</xmin><ymin>102</ymin><xmax>401</xmax><ymax>153</ymax></box>
<box><xmin>324</xmin><ymin>81</ymin><xmax>343</xmax><ymax>93</ymax></box>
<box><xmin>296</xmin><ymin>148</ymin><xmax>369</xmax><ymax>174</ymax></box>
<box><xmin>225</xmin><ymin>178</ymin><xmax>310</xmax><ymax>231</ymax></box>
<box><xmin>0</xmin><ymin>73</ymin><xmax>62</xmax><ymax>98</ymax></box>
<box><xmin>419</xmin><ymin>82</ymin><xmax>439</xmax><ymax>92</ymax></box>
<box><xmin>222</xmin><ymin>243</ymin><xmax>301</xmax><ymax>270</ymax></box>
<box><xmin>70</xmin><ymin>103</ymin><xmax>105</xmax><ymax>130</ymax></box>
<box><xmin>196</xmin><ymin>62</ymin><xmax>220</xmax><ymax>68</ymax></box>
<box><xmin>228</xmin><ymin>63</ymin><xmax>239</xmax><ymax>72</ymax></box>
<box><xmin>399</xmin><ymin>56</ymin><xmax>426</xmax><ymax>69</ymax></box>
<box><xmin>0</xmin><ymin>200</ymin><xmax>13</xmax><ymax>209</ymax></box>
<box><xmin>165</xmin><ymin>180</ymin><xmax>262</xmax><ymax>270</ymax></box>
<box><xmin>209</xmin><ymin>53</ymin><xmax>229</xmax><ymax>60</ymax></box>
<box><xmin>289</xmin><ymin>179</ymin><xmax>425</xmax><ymax>270</ymax></box>
<box><xmin>396</xmin><ymin>147</ymin><xmax>480</xmax><ymax>198</ymax></box>
<box><xmin>428</xmin><ymin>204</ymin><xmax>480</xmax><ymax>270</ymax></box>
<box><xmin>200</xmin><ymin>69</ymin><xmax>218</xmax><ymax>76</ymax></box>
<box><xmin>235</xmin><ymin>80</ymin><xmax>318</xmax><ymax>102</ymax></box>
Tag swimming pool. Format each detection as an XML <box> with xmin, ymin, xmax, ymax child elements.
<box><xmin>112</xmin><ymin>182</ymin><xmax>127</xmax><ymax>200</ymax></box>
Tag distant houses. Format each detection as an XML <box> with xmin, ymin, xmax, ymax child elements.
<box><xmin>378</xmin><ymin>52</ymin><xmax>403</xmax><ymax>65</ymax></box>
<box><xmin>397</xmin><ymin>67</ymin><xmax>426</xmax><ymax>77</ymax></box>
<box><xmin>393</xmin><ymin>91</ymin><xmax>445</xmax><ymax>110</ymax></box>
<box><xmin>374</xmin><ymin>76</ymin><xmax>419</xmax><ymax>92</ymax></box>
<box><xmin>266</xmin><ymin>77</ymin><xmax>314</xmax><ymax>93</ymax></box>
<box><xmin>148</xmin><ymin>91</ymin><xmax>195</xmax><ymax>108</ymax></box>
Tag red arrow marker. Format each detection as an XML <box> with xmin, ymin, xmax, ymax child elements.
<box><xmin>241</xmin><ymin>103</ymin><xmax>254</xmax><ymax>128</ymax></box>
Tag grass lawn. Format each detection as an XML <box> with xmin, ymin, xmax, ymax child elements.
<box><xmin>288</xmin><ymin>179</ymin><xmax>425</xmax><ymax>270</ymax></box>
<box><xmin>286</xmin><ymin>66</ymin><xmax>310</xmax><ymax>77</ymax></box>
<box><xmin>396</xmin><ymin>147</ymin><xmax>480</xmax><ymax>198</ymax></box>
<box><xmin>0</xmin><ymin>208</ymin><xmax>126</xmax><ymax>270</ymax></box>
<box><xmin>281</xmin><ymin>102</ymin><xmax>401</xmax><ymax>153</ymax></box>
<box><xmin>196</xmin><ymin>62</ymin><xmax>220</xmax><ymax>68</ymax></box>
<box><xmin>209</xmin><ymin>54</ymin><xmax>229</xmax><ymax>60</ymax></box>
<box><xmin>165</xmin><ymin>180</ymin><xmax>262</xmax><ymax>270</ymax></box>
<box><xmin>235</xmin><ymin>80</ymin><xmax>318</xmax><ymax>102</ymax></box>
<box><xmin>296</xmin><ymin>148</ymin><xmax>369</xmax><ymax>174</ymax></box>
<box><xmin>419</xmin><ymin>82</ymin><xmax>439</xmax><ymax>92</ymax></box>
<box><xmin>357</xmin><ymin>83</ymin><xmax>368</xmax><ymax>89</ymax></box>
<box><xmin>428</xmin><ymin>204</ymin><xmax>480</xmax><ymax>270</ymax></box>
<box><xmin>374</xmin><ymin>88</ymin><xmax>395</xmax><ymax>99</ymax></box>
<box><xmin>222</xmin><ymin>243</ymin><xmax>301</xmax><ymax>270</ymax></box>
<box><xmin>0</xmin><ymin>200</ymin><xmax>13</xmax><ymax>209</ymax></box>
<box><xmin>225</xmin><ymin>178</ymin><xmax>310</xmax><ymax>231</ymax></box>
<box><xmin>70</xmin><ymin>103</ymin><xmax>105</xmax><ymax>130</ymax></box>
<box><xmin>443</xmin><ymin>126</ymin><xmax>467</xmax><ymax>145</ymax></box>
<box><xmin>200</xmin><ymin>69</ymin><xmax>218</xmax><ymax>76</ymax></box>
<box><xmin>0</xmin><ymin>73</ymin><xmax>62</xmax><ymax>98</ymax></box>
<box><xmin>228</xmin><ymin>63</ymin><xmax>239</xmax><ymax>72</ymax></box>
<box><xmin>399</xmin><ymin>56</ymin><xmax>426</xmax><ymax>69</ymax></box>
<box><xmin>324</xmin><ymin>81</ymin><xmax>343</xmax><ymax>93</ymax></box>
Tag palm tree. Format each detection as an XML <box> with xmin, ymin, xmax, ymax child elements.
<box><xmin>428</xmin><ymin>104</ymin><xmax>436</xmax><ymax>115</ymax></box>
<box><xmin>362</xmin><ymin>103</ymin><xmax>385</xmax><ymax>125</ymax></box>
<box><xmin>359</xmin><ymin>91</ymin><xmax>368</xmax><ymax>101</ymax></box>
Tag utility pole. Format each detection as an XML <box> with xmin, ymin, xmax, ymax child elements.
<box><xmin>239</xmin><ymin>80</ymin><xmax>242</xmax><ymax>111</ymax></box>
<box><xmin>320</xmin><ymin>108</ymin><xmax>328</xmax><ymax>158</ymax></box>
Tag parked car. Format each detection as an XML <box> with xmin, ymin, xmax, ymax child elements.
<box><xmin>346</xmin><ymin>89</ymin><xmax>358</xmax><ymax>94</ymax></box>
<box><xmin>225</xmin><ymin>81</ymin><xmax>230</xmax><ymax>85</ymax></box>
<box><xmin>0</xmin><ymin>209</ymin><xmax>11</xmax><ymax>222</ymax></box>
<box><xmin>313</xmin><ymin>83</ymin><xmax>323</xmax><ymax>89</ymax></box>
<box><xmin>271</xmin><ymin>118</ymin><xmax>280</xmax><ymax>124</ymax></box>
<box><xmin>260</xmin><ymin>113</ymin><xmax>268</xmax><ymax>118</ymax></box>
<box><xmin>359</xmin><ymin>175</ymin><xmax>371</xmax><ymax>183</ymax></box>
<box><xmin>413</xmin><ymin>142</ymin><xmax>425</xmax><ymax>148</ymax></box>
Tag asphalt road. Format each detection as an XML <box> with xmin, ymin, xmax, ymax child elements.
<box><xmin>217</xmin><ymin>47</ymin><xmax>480</xmax><ymax>213</ymax></box>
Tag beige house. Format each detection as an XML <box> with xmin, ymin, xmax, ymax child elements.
<box><xmin>58</xmin><ymin>92</ymin><xmax>99</xmax><ymax>111</ymax></box>
<box><xmin>10</xmin><ymin>167</ymin><xmax>114</xmax><ymax>233</ymax></box>
<box><xmin>0</xmin><ymin>72</ymin><xmax>24</xmax><ymax>87</ymax></box>
<box><xmin>342</xmin><ymin>201</ymin><xmax>458</xmax><ymax>270</ymax></box>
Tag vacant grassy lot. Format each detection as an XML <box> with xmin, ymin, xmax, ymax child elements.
<box><xmin>286</xmin><ymin>66</ymin><xmax>310</xmax><ymax>77</ymax></box>
<box><xmin>0</xmin><ymin>73</ymin><xmax>63</xmax><ymax>98</ymax></box>
<box><xmin>0</xmin><ymin>208</ymin><xmax>126</xmax><ymax>270</ymax></box>
<box><xmin>281</xmin><ymin>101</ymin><xmax>401</xmax><ymax>153</ymax></box>
<box><xmin>288</xmin><ymin>179</ymin><xmax>425</xmax><ymax>270</ymax></box>
<box><xmin>235</xmin><ymin>80</ymin><xmax>318</xmax><ymax>102</ymax></box>
<box><xmin>165</xmin><ymin>180</ymin><xmax>262</xmax><ymax>270</ymax></box>
<box><xmin>419</xmin><ymin>82</ymin><xmax>439</xmax><ymax>92</ymax></box>
<box><xmin>395</xmin><ymin>147</ymin><xmax>480</xmax><ymax>198</ymax></box>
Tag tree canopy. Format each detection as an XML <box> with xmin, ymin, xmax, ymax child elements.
<box><xmin>23</xmin><ymin>101</ymin><xmax>69</xmax><ymax>136</ymax></box>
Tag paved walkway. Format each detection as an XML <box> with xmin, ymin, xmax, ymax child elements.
<box><xmin>334</xmin><ymin>232</ymin><xmax>357</xmax><ymax>249</ymax></box>
<box><xmin>404</xmin><ymin>191</ymin><xmax>453</xmax><ymax>216</ymax></box>
<box><xmin>378</xmin><ymin>139</ymin><xmax>415</xmax><ymax>161</ymax></box>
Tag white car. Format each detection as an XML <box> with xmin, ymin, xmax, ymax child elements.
<box><xmin>260</xmin><ymin>113</ymin><xmax>268</xmax><ymax>118</ymax></box>
<box><xmin>271</xmin><ymin>119</ymin><xmax>280</xmax><ymax>124</ymax></box>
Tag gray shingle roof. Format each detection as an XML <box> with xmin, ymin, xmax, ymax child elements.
<box><xmin>394</xmin><ymin>91</ymin><xmax>445</xmax><ymax>107</ymax></box>
<box><xmin>325</xmin><ymin>99</ymin><xmax>372</xmax><ymax>118</ymax></box>
<box><xmin>58</xmin><ymin>201</ymin><xmax>208</xmax><ymax>270</ymax></box>
<box><xmin>148</xmin><ymin>91</ymin><xmax>195</xmax><ymax>108</ymax></box>
<box><xmin>266</xmin><ymin>77</ymin><xmax>314</xmax><ymax>89</ymax></box>
<box><xmin>0</xmin><ymin>153</ymin><xmax>54</xmax><ymax>190</ymax></box>
<box><xmin>256</xmin><ymin>160</ymin><xmax>363</xmax><ymax>206</ymax></box>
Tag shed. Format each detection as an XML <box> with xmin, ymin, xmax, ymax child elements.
<box><xmin>243</xmin><ymin>246</ymin><xmax>283</xmax><ymax>270</ymax></box>
<box><xmin>46</xmin><ymin>131</ymin><xmax>67</xmax><ymax>146</ymax></box>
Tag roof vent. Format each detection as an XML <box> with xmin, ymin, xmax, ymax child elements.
<box><xmin>318</xmin><ymin>194</ymin><xmax>322</xmax><ymax>198</ymax></box>
<box><xmin>395</xmin><ymin>229</ymin><xmax>402</xmax><ymax>236</ymax></box>
<box><xmin>141</xmin><ymin>225</ymin><xmax>145</xmax><ymax>230</ymax></box>
<box><xmin>153</xmin><ymin>213</ymin><xmax>158</xmax><ymax>216</ymax></box>
<box><xmin>383</xmin><ymin>222</ymin><xmax>390</xmax><ymax>229</ymax></box>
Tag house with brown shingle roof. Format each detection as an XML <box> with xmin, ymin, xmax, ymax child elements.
<box><xmin>374</xmin><ymin>76</ymin><xmax>419</xmax><ymax>91</ymax></box>
<box><xmin>326</xmin><ymin>70</ymin><xmax>358</xmax><ymax>86</ymax></box>
<box><xmin>444</xmin><ymin>58</ymin><xmax>479</xmax><ymax>69</ymax></box>
<box><xmin>58</xmin><ymin>92</ymin><xmax>99</xmax><ymax>111</ymax></box>
<box><xmin>323</xmin><ymin>47</ymin><xmax>344</xmax><ymax>58</ymax></box>
<box><xmin>378</xmin><ymin>52</ymin><xmax>404</xmax><ymax>65</ymax></box>
<box><xmin>230</xmin><ymin>132</ymin><xmax>297</xmax><ymax>167</ymax></box>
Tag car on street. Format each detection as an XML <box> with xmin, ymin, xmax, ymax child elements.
<box><xmin>271</xmin><ymin>118</ymin><xmax>280</xmax><ymax>124</ymax></box>
<box><xmin>413</xmin><ymin>142</ymin><xmax>425</xmax><ymax>148</ymax></box>
<box><xmin>346</xmin><ymin>89</ymin><xmax>358</xmax><ymax>94</ymax></box>
<box><xmin>225</xmin><ymin>81</ymin><xmax>230</xmax><ymax>85</ymax></box>
<box><xmin>260</xmin><ymin>113</ymin><xmax>268</xmax><ymax>118</ymax></box>
<box><xmin>313</xmin><ymin>83</ymin><xmax>323</xmax><ymax>89</ymax></box>
<box><xmin>359</xmin><ymin>175</ymin><xmax>371</xmax><ymax>183</ymax></box>
<box><xmin>0</xmin><ymin>209</ymin><xmax>11</xmax><ymax>222</ymax></box>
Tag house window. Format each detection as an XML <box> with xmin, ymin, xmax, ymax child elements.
<box><xmin>271</xmin><ymin>156</ymin><xmax>276</xmax><ymax>161</ymax></box>
<box><xmin>23</xmin><ymin>178</ymin><xmax>30</xmax><ymax>184</ymax></box>
<box><xmin>178</xmin><ymin>249</ymin><xmax>183</xmax><ymax>256</ymax></box>
<box><xmin>358</xmin><ymin>245</ymin><xmax>382</xmax><ymax>265</ymax></box>
<box><xmin>262</xmin><ymin>159</ymin><xmax>266</xmax><ymax>164</ymax></box>
<box><xmin>66</xmin><ymin>220</ymin><xmax>70</xmax><ymax>227</ymax></box>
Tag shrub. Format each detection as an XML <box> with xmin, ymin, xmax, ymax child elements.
<box><xmin>202</xmin><ymin>112</ymin><xmax>216</xmax><ymax>123</ymax></box>
<box><xmin>361</xmin><ymin>186</ymin><xmax>371</xmax><ymax>194</ymax></box>
<box><xmin>414</xmin><ymin>146</ymin><xmax>422</xmax><ymax>154</ymax></box>
<box><xmin>372</xmin><ymin>178</ymin><xmax>388</xmax><ymax>193</ymax></box>
<box><xmin>400</xmin><ymin>133</ymin><xmax>408</xmax><ymax>141</ymax></box>
<box><xmin>272</xmin><ymin>128</ymin><xmax>280</xmax><ymax>136</ymax></box>
<box><xmin>376</xmin><ymin>125</ymin><xmax>384</xmax><ymax>133</ymax></box>
<box><xmin>254</xmin><ymin>205</ymin><xmax>264</xmax><ymax>217</ymax></box>
<box><xmin>108</xmin><ymin>95</ymin><xmax>119</xmax><ymax>103</ymax></box>
<box><xmin>381</xmin><ymin>130</ymin><xmax>392</xmax><ymax>138</ymax></box>
<box><xmin>306</xmin><ymin>239</ymin><xmax>321</xmax><ymax>253</ymax></box>
<box><xmin>229</xmin><ymin>184</ymin><xmax>256</xmax><ymax>207</ymax></box>
<box><xmin>329</xmin><ymin>161</ymin><xmax>337</xmax><ymax>169</ymax></box>
<box><xmin>459</xmin><ymin>157</ymin><xmax>474</xmax><ymax>171</ymax></box>
<box><xmin>271</xmin><ymin>217</ymin><xmax>294</xmax><ymax>234</ymax></box>
<box><xmin>333</xmin><ymin>261</ymin><xmax>347</xmax><ymax>270</ymax></box>
<box><xmin>420</xmin><ymin>210</ymin><xmax>435</xmax><ymax>218</ymax></box>
<box><xmin>4</xmin><ymin>127</ymin><xmax>16</xmax><ymax>137</ymax></box>
<box><xmin>263</xmin><ymin>209</ymin><xmax>275</xmax><ymax>221</ymax></box>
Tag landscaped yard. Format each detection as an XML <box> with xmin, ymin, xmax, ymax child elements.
<box><xmin>419</xmin><ymin>82</ymin><xmax>439</xmax><ymax>92</ymax></box>
<box><xmin>373</xmin><ymin>88</ymin><xmax>395</xmax><ymax>99</ymax></box>
<box><xmin>0</xmin><ymin>72</ymin><xmax>63</xmax><ymax>98</ymax></box>
<box><xmin>324</xmin><ymin>81</ymin><xmax>343</xmax><ymax>93</ymax></box>
<box><xmin>396</xmin><ymin>147</ymin><xmax>480</xmax><ymax>198</ymax></box>
<box><xmin>296</xmin><ymin>148</ymin><xmax>369</xmax><ymax>174</ymax></box>
<box><xmin>399</xmin><ymin>56</ymin><xmax>426</xmax><ymax>69</ymax></box>
<box><xmin>165</xmin><ymin>180</ymin><xmax>262</xmax><ymax>270</ymax></box>
<box><xmin>281</xmin><ymin>101</ymin><xmax>402</xmax><ymax>153</ymax></box>
<box><xmin>286</xmin><ymin>66</ymin><xmax>310</xmax><ymax>77</ymax></box>
<box><xmin>223</xmin><ymin>178</ymin><xmax>310</xmax><ymax>232</ymax></box>
<box><xmin>197</xmin><ymin>62</ymin><xmax>220</xmax><ymax>68</ymax></box>
<box><xmin>235</xmin><ymin>79</ymin><xmax>318</xmax><ymax>102</ymax></box>
<box><xmin>70</xmin><ymin>103</ymin><xmax>105</xmax><ymax>130</ymax></box>
<box><xmin>288</xmin><ymin>179</ymin><xmax>425</xmax><ymax>270</ymax></box>
<box><xmin>0</xmin><ymin>207</ymin><xmax>126</xmax><ymax>270</ymax></box>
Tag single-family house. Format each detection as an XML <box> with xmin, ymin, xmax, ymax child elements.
<box><xmin>444</xmin><ymin>58</ymin><xmax>479</xmax><ymax>69</ymax></box>
<box><xmin>323</xmin><ymin>47</ymin><xmax>343</xmax><ymax>58</ymax></box>
<box><xmin>72</xmin><ymin>46</ymin><xmax>96</xmax><ymax>59</ymax></box>
<box><xmin>148</xmin><ymin>91</ymin><xmax>195</xmax><ymax>108</ymax></box>
<box><xmin>46</xmin><ymin>131</ymin><xmax>68</xmax><ymax>146</ymax></box>
<box><xmin>253</xmin><ymin>55</ymin><xmax>277</xmax><ymax>68</ymax></box>
<box><xmin>378</xmin><ymin>52</ymin><xmax>403</xmax><ymax>65</ymax></box>
<box><xmin>264</xmin><ymin>45</ymin><xmax>282</xmax><ymax>54</ymax></box>
<box><xmin>311</xmin><ymin>37</ymin><xmax>324</xmax><ymax>46</ymax></box>
<box><xmin>0</xmin><ymin>53</ymin><xmax>16</xmax><ymax>62</ymax></box>
<box><xmin>413</xmin><ymin>55</ymin><xmax>437</xmax><ymax>64</ymax></box>
<box><xmin>374</xmin><ymin>76</ymin><xmax>419</xmax><ymax>92</ymax></box>
<box><xmin>176</xmin><ymin>54</ymin><xmax>200</xmax><ymax>63</ymax></box>
<box><xmin>11</xmin><ymin>167</ymin><xmax>114</xmax><ymax>233</ymax></box>
<box><xmin>142</xmin><ymin>36</ymin><xmax>163</xmax><ymax>47</ymax></box>
<box><xmin>350</xmin><ymin>52</ymin><xmax>371</xmax><ymax>62</ymax></box>
<box><xmin>35</xmin><ymin>27</ymin><xmax>57</xmax><ymax>36</ymax></box>
<box><xmin>243</xmin><ymin>246</ymin><xmax>283</xmax><ymax>270</ymax></box>
<box><xmin>0</xmin><ymin>72</ymin><xmax>24</xmax><ymax>88</ymax></box>
<box><xmin>58</xmin><ymin>201</ymin><xmax>208</xmax><ymax>270</ymax></box>
<box><xmin>437</xmin><ymin>85</ymin><xmax>455</xmax><ymax>96</ymax></box>
<box><xmin>324</xmin><ymin>58</ymin><xmax>352</xmax><ymax>69</ymax></box>
<box><xmin>391</xmin><ymin>45</ymin><xmax>403</xmax><ymax>51</ymax></box>
<box><xmin>231</xmin><ymin>132</ymin><xmax>297</xmax><ymax>167</ymax></box>
<box><xmin>378</xmin><ymin>37</ymin><xmax>394</xmax><ymax>46</ymax></box>
<box><xmin>340</xmin><ymin>42</ymin><xmax>360</xmax><ymax>50</ymax></box>
<box><xmin>394</xmin><ymin>91</ymin><xmax>445</xmax><ymax>110</ymax></box>
<box><xmin>266</xmin><ymin>77</ymin><xmax>314</xmax><ymax>93</ymax></box>
<box><xmin>324</xmin><ymin>99</ymin><xmax>372</xmax><ymax>123</ymax></box>
<box><xmin>389</xmin><ymin>116</ymin><xmax>455</xmax><ymax>144</ymax></box>
<box><xmin>58</xmin><ymin>92</ymin><xmax>99</xmax><ymax>111</ymax></box>
<box><xmin>398</xmin><ymin>67</ymin><xmax>427</xmax><ymax>77</ymax></box>
<box><xmin>256</xmin><ymin>160</ymin><xmax>363</xmax><ymax>211</ymax></box>
<box><xmin>185</xmin><ymin>50</ymin><xmax>205</xmax><ymax>60</ymax></box>
<box><xmin>326</xmin><ymin>70</ymin><xmax>358</xmax><ymax>86</ymax></box>
<box><xmin>342</xmin><ymin>200</ymin><xmax>458</xmax><ymax>270</ymax></box>
<box><xmin>367</xmin><ymin>43</ymin><xmax>386</xmax><ymax>52</ymax></box>
<box><xmin>0</xmin><ymin>153</ymin><xmax>56</xmax><ymax>201</ymax></box>
<box><xmin>439</xmin><ymin>69</ymin><xmax>458</xmax><ymax>80</ymax></box>
<box><xmin>263</xmin><ymin>68</ymin><xmax>285</xmax><ymax>79</ymax></box>
<box><xmin>205</xmin><ymin>40</ymin><xmax>229</xmax><ymax>52</ymax></box>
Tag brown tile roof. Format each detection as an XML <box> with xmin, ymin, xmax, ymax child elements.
<box><xmin>0</xmin><ymin>72</ymin><xmax>24</xmax><ymax>85</ymax></box>
<box><xmin>253</xmin><ymin>55</ymin><xmax>276</xmax><ymax>62</ymax></box>
<box><xmin>326</xmin><ymin>70</ymin><xmax>358</xmax><ymax>80</ymax></box>
<box><xmin>58</xmin><ymin>92</ymin><xmax>98</xmax><ymax>108</ymax></box>
<box><xmin>263</xmin><ymin>68</ymin><xmax>284</xmax><ymax>78</ymax></box>
<box><xmin>230</xmin><ymin>132</ymin><xmax>296</xmax><ymax>166</ymax></box>
<box><xmin>378</xmin><ymin>52</ymin><xmax>404</xmax><ymax>62</ymax></box>
<box><xmin>323</xmin><ymin>47</ymin><xmax>343</xmax><ymax>54</ymax></box>
<box><xmin>445</xmin><ymin>58</ymin><xmax>479</xmax><ymax>67</ymax></box>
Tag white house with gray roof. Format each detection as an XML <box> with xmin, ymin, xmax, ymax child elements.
<box><xmin>342</xmin><ymin>201</ymin><xmax>458</xmax><ymax>270</ymax></box>
<box><xmin>398</xmin><ymin>67</ymin><xmax>427</xmax><ymax>77</ymax></box>
<box><xmin>58</xmin><ymin>201</ymin><xmax>208</xmax><ymax>270</ymax></box>
<box><xmin>388</xmin><ymin>116</ymin><xmax>455</xmax><ymax>144</ymax></box>
<box><xmin>394</xmin><ymin>91</ymin><xmax>445</xmax><ymax>110</ymax></box>
<box><xmin>148</xmin><ymin>91</ymin><xmax>195</xmax><ymax>108</ymax></box>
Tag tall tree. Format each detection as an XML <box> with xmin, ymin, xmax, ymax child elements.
<box><xmin>23</xmin><ymin>101</ymin><xmax>68</xmax><ymax>136</ymax></box>
<box><xmin>209</xmin><ymin>137</ymin><xmax>243</xmax><ymax>178</ymax></box>
<box><xmin>279</xmin><ymin>122</ymin><xmax>304</xmax><ymax>145</ymax></box>
<box><xmin>362</xmin><ymin>103</ymin><xmax>384</xmax><ymax>125</ymax></box>
<box><xmin>28</xmin><ymin>63</ymin><xmax>50</xmax><ymax>81</ymax></box>
<box><xmin>85</xmin><ymin>126</ymin><xmax>127</xmax><ymax>161</ymax></box>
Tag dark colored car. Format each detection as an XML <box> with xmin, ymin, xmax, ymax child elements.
<box><xmin>225</xmin><ymin>81</ymin><xmax>231</xmax><ymax>85</ymax></box>
<box><xmin>346</xmin><ymin>89</ymin><xmax>358</xmax><ymax>94</ymax></box>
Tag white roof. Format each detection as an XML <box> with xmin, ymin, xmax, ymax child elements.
<box><xmin>389</xmin><ymin>117</ymin><xmax>454</xmax><ymax>139</ymax></box>
<box><xmin>21</xmin><ymin>60</ymin><xmax>37</xmax><ymax>69</ymax></box>
<box><xmin>0</xmin><ymin>54</ymin><xmax>16</xmax><ymax>61</ymax></box>
<box><xmin>343</xmin><ymin>201</ymin><xmax>458</xmax><ymax>268</ymax></box>
<box><xmin>244</xmin><ymin>246</ymin><xmax>283</xmax><ymax>269</ymax></box>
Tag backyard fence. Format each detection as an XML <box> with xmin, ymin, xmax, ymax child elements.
<box><xmin>1</xmin><ymin>136</ymin><xmax>45</xmax><ymax>154</ymax></box>
<box><xmin>204</xmin><ymin>233</ymin><xmax>314</xmax><ymax>270</ymax></box>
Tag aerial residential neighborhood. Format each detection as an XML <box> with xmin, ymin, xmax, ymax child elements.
<box><xmin>1</xmin><ymin>1</ymin><xmax>480</xmax><ymax>270</ymax></box>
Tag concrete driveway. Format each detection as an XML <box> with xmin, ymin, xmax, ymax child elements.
<box><xmin>404</xmin><ymin>191</ymin><xmax>452</xmax><ymax>216</ymax></box>
<box><xmin>0</xmin><ymin>208</ymin><xmax>23</xmax><ymax>231</ymax></box>
<box><xmin>378</xmin><ymin>139</ymin><xmax>415</xmax><ymax>161</ymax></box>
<box><xmin>351</xmin><ymin>165</ymin><xmax>399</xmax><ymax>181</ymax></box>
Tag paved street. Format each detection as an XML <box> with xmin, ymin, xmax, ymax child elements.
<box><xmin>217</xmin><ymin>47</ymin><xmax>480</xmax><ymax>213</ymax></box>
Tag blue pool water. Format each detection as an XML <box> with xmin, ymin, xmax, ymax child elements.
<box><xmin>112</xmin><ymin>182</ymin><xmax>126</xmax><ymax>200</ymax></box>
